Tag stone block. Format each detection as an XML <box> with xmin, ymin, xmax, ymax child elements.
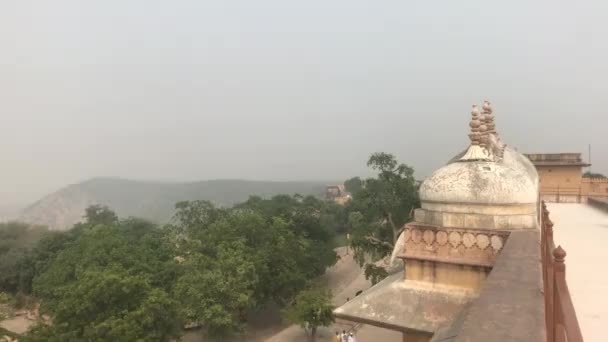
<box><xmin>442</xmin><ymin>212</ymin><xmax>465</xmax><ymax>228</ymax></box>
<box><xmin>464</xmin><ymin>214</ymin><xmax>494</xmax><ymax>229</ymax></box>
<box><xmin>430</xmin><ymin>211</ymin><xmax>444</xmax><ymax>226</ymax></box>
<box><xmin>520</xmin><ymin>214</ymin><xmax>536</xmax><ymax>229</ymax></box>
<box><xmin>506</xmin><ymin>215</ymin><xmax>523</xmax><ymax>228</ymax></box>
<box><xmin>414</xmin><ymin>209</ymin><xmax>427</xmax><ymax>224</ymax></box>
<box><xmin>494</xmin><ymin>215</ymin><xmax>511</xmax><ymax>229</ymax></box>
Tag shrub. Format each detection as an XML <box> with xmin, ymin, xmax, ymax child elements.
<box><xmin>0</xmin><ymin>292</ymin><xmax>11</xmax><ymax>304</ymax></box>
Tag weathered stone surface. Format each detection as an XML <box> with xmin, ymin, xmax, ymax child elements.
<box><xmin>475</xmin><ymin>234</ymin><xmax>489</xmax><ymax>250</ymax></box>
<box><xmin>494</xmin><ymin>215</ymin><xmax>511</xmax><ymax>229</ymax></box>
<box><xmin>448</xmin><ymin>230</ymin><xmax>545</xmax><ymax>342</ymax></box>
<box><xmin>334</xmin><ymin>272</ymin><xmax>476</xmax><ymax>334</ymax></box>
<box><xmin>464</xmin><ymin>214</ymin><xmax>495</xmax><ymax>230</ymax></box>
<box><xmin>490</xmin><ymin>235</ymin><xmax>503</xmax><ymax>251</ymax></box>
<box><xmin>414</xmin><ymin>208</ymin><xmax>427</xmax><ymax>223</ymax></box>
<box><xmin>442</xmin><ymin>212</ymin><xmax>465</xmax><ymax>228</ymax></box>
<box><xmin>419</xmin><ymin>161</ymin><xmax>537</xmax><ymax>206</ymax></box>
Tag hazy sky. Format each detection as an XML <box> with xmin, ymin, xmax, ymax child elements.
<box><xmin>1</xmin><ymin>1</ymin><xmax>607</xmax><ymax>205</ymax></box>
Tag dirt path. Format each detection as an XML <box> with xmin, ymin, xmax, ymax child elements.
<box><xmin>265</xmin><ymin>248</ymin><xmax>402</xmax><ymax>342</ymax></box>
<box><xmin>0</xmin><ymin>317</ymin><xmax>32</xmax><ymax>335</ymax></box>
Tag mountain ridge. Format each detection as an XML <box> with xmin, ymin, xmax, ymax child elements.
<box><xmin>19</xmin><ymin>177</ymin><xmax>332</xmax><ymax>230</ymax></box>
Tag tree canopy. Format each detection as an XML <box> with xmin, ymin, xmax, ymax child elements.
<box><xmin>170</xmin><ymin>197</ymin><xmax>339</xmax><ymax>311</ymax></box>
<box><xmin>344</xmin><ymin>177</ymin><xmax>363</xmax><ymax>196</ymax></box>
<box><xmin>10</xmin><ymin>193</ymin><xmax>341</xmax><ymax>340</ymax></box>
<box><xmin>27</xmin><ymin>214</ymin><xmax>182</xmax><ymax>341</ymax></box>
<box><xmin>282</xmin><ymin>286</ymin><xmax>335</xmax><ymax>342</ymax></box>
<box><xmin>345</xmin><ymin>153</ymin><xmax>419</xmax><ymax>283</ymax></box>
<box><xmin>0</xmin><ymin>222</ymin><xmax>47</xmax><ymax>294</ymax></box>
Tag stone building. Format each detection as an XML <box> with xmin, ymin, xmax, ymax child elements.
<box><xmin>326</xmin><ymin>185</ymin><xmax>351</xmax><ymax>205</ymax></box>
<box><xmin>524</xmin><ymin>153</ymin><xmax>608</xmax><ymax>202</ymax></box>
<box><xmin>525</xmin><ymin>153</ymin><xmax>589</xmax><ymax>189</ymax></box>
<box><xmin>334</xmin><ymin>102</ymin><xmax>567</xmax><ymax>342</ymax></box>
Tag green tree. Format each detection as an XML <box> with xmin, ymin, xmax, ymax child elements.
<box><xmin>364</xmin><ymin>264</ymin><xmax>389</xmax><ymax>285</ymax></box>
<box><xmin>17</xmin><ymin>228</ymin><xmax>82</xmax><ymax>294</ymax></box>
<box><xmin>173</xmin><ymin>244</ymin><xmax>257</xmax><ymax>337</ymax></box>
<box><xmin>283</xmin><ymin>287</ymin><xmax>335</xmax><ymax>342</ymax></box>
<box><xmin>346</xmin><ymin>153</ymin><xmax>419</xmax><ymax>283</ymax></box>
<box><xmin>29</xmin><ymin>206</ymin><xmax>183</xmax><ymax>341</ymax></box>
<box><xmin>84</xmin><ymin>204</ymin><xmax>118</xmax><ymax>226</ymax></box>
<box><xmin>242</xmin><ymin>196</ymin><xmax>339</xmax><ymax>275</ymax></box>
<box><xmin>168</xmin><ymin>199</ymin><xmax>339</xmax><ymax>337</ymax></box>
<box><xmin>344</xmin><ymin>177</ymin><xmax>363</xmax><ymax>196</ymax></box>
<box><xmin>29</xmin><ymin>269</ymin><xmax>181</xmax><ymax>342</ymax></box>
<box><xmin>0</xmin><ymin>222</ymin><xmax>47</xmax><ymax>294</ymax></box>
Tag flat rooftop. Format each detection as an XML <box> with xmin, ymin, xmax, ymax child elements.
<box><xmin>547</xmin><ymin>203</ymin><xmax>608</xmax><ymax>342</ymax></box>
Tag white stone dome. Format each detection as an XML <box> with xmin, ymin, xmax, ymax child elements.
<box><xmin>419</xmin><ymin>157</ymin><xmax>537</xmax><ymax>205</ymax></box>
<box><xmin>413</xmin><ymin>101</ymin><xmax>540</xmax><ymax>230</ymax></box>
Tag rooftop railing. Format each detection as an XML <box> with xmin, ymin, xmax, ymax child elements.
<box><xmin>526</xmin><ymin>153</ymin><xmax>583</xmax><ymax>163</ymax></box>
<box><xmin>541</xmin><ymin>201</ymin><xmax>584</xmax><ymax>342</ymax></box>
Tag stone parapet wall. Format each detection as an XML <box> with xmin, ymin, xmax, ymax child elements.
<box><xmin>430</xmin><ymin>230</ymin><xmax>546</xmax><ymax>342</ymax></box>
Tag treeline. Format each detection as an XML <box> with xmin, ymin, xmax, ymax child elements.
<box><xmin>0</xmin><ymin>196</ymin><xmax>346</xmax><ymax>341</ymax></box>
<box><xmin>0</xmin><ymin>222</ymin><xmax>47</xmax><ymax>294</ymax></box>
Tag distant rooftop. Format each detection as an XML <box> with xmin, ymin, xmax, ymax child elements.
<box><xmin>524</xmin><ymin>153</ymin><xmax>591</xmax><ymax>167</ymax></box>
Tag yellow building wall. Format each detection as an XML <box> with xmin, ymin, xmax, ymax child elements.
<box><xmin>537</xmin><ymin>165</ymin><xmax>583</xmax><ymax>190</ymax></box>
<box><xmin>535</xmin><ymin>165</ymin><xmax>608</xmax><ymax>202</ymax></box>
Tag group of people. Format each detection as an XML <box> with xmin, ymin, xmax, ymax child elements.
<box><xmin>333</xmin><ymin>330</ymin><xmax>356</xmax><ymax>342</ymax></box>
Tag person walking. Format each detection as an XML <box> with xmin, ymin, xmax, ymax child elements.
<box><xmin>348</xmin><ymin>332</ymin><xmax>356</xmax><ymax>342</ymax></box>
<box><xmin>341</xmin><ymin>330</ymin><xmax>348</xmax><ymax>342</ymax></box>
<box><xmin>333</xmin><ymin>331</ymin><xmax>340</xmax><ymax>342</ymax></box>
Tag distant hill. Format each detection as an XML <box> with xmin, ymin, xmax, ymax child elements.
<box><xmin>19</xmin><ymin>178</ymin><xmax>330</xmax><ymax>230</ymax></box>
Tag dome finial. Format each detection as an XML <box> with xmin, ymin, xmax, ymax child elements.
<box><xmin>483</xmin><ymin>100</ymin><xmax>496</xmax><ymax>134</ymax></box>
<box><xmin>478</xmin><ymin>116</ymin><xmax>488</xmax><ymax>149</ymax></box>
<box><xmin>469</xmin><ymin>105</ymin><xmax>481</xmax><ymax>145</ymax></box>
<box><xmin>482</xmin><ymin>100</ymin><xmax>492</xmax><ymax>114</ymax></box>
<box><xmin>460</xmin><ymin>104</ymin><xmax>491</xmax><ymax>161</ymax></box>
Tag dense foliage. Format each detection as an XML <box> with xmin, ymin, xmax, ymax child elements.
<box><xmin>0</xmin><ymin>222</ymin><xmax>47</xmax><ymax>294</ymax></box>
<box><xmin>345</xmin><ymin>153</ymin><xmax>419</xmax><ymax>283</ymax></box>
<box><xmin>25</xmin><ymin>208</ymin><xmax>182</xmax><ymax>341</ymax></box>
<box><xmin>282</xmin><ymin>286</ymin><xmax>335</xmax><ymax>342</ymax></box>
<box><xmin>169</xmin><ymin>196</ymin><xmax>339</xmax><ymax>331</ymax></box>
<box><xmin>2</xmin><ymin>196</ymin><xmax>341</xmax><ymax>341</ymax></box>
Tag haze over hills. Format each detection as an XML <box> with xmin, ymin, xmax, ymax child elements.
<box><xmin>0</xmin><ymin>204</ymin><xmax>22</xmax><ymax>222</ymax></box>
<box><xmin>18</xmin><ymin>177</ymin><xmax>331</xmax><ymax>230</ymax></box>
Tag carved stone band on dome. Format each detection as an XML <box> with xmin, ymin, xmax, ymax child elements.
<box><xmin>403</xmin><ymin>227</ymin><xmax>506</xmax><ymax>252</ymax></box>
